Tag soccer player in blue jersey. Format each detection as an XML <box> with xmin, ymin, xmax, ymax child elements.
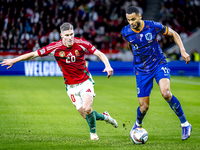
<box><xmin>121</xmin><ymin>6</ymin><xmax>191</xmax><ymax>141</ymax></box>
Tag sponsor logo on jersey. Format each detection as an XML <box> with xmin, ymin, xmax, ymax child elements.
<box><xmin>59</xmin><ymin>51</ymin><xmax>65</xmax><ymax>57</ymax></box>
<box><xmin>145</xmin><ymin>33</ymin><xmax>153</xmax><ymax>43</ymax></box>
<box><xmin>75</xmin><ymin>50</ymin><xmax>80</xmax><ymax>56</ymax></box>
<box><xmin>130</xmin><ymin>39</ymin><xmax>135</xmax><ymax>43</ymax></box>
<box><xmin>67</xmin><ymin>52</ymin><xmax>72</xmax><ymax>56</ymax></box>
<box><xmin>86</xmin><ymin>89</ymin><xmax>91</xmax><ymax>92</ymax></box>
<box><xmin>40</xmin><ymin>48</ymin><xmax>45</xmax><ymax>54</ymax></box>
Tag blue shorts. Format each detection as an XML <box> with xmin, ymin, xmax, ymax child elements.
<box><xmin>136</xmin><ymin>63</ymin><xmax>170</xmax><ymax>98</ymax></box>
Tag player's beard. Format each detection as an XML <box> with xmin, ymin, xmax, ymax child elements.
<box><xmin>67</xmin><ymin>40</ymin><xmax>74</xmax><ymax>47</ymax></box>
<box><xmin>132</xmin><ymin>22</ymin><xmax>140</xmax><ymax>30</ymax></box>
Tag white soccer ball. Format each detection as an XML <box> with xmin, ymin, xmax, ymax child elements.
<box><xmin>129</xmin><ymin>128</ymin><xmax>148</xmax><ymax>144</ymax></box>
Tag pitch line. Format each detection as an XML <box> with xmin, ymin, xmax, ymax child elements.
<box><xmin>171</xmin><ymin>79</ymin><xmax>200</xmax><ymax>86</ymax></box>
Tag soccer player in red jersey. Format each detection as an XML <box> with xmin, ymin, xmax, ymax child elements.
<box><xmin>1</xmin><ymin>22</ymin><xmax>118</xmax><ymax>140</ymax></box>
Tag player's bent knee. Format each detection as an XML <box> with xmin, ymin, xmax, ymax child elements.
<box><xmin>162</xmin><ymin>92</ymin><xmax>172</xmax><ymax>101</ymax></box>
<box><xmin>140</xmin><ymin>104</ymin><xmax>149</xmax><ymax>112</ymax></box>
<box><xmin>82</xmin><ymin>106</ymin><xmax>92</xmax><ymax>115</ymax></box>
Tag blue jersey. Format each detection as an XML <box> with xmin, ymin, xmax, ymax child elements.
<box><xmin>122</xmin><ymin>20</ymin><xmax>168</xmax><ymax>73</ymax></box>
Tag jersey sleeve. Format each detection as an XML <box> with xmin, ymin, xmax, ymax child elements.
<box><xmin>121</xmin><ymin>27</ymin><xmax>129</xmax><ymax>42</ymax></box>
<box><xmin>37</xmin><ymin>42</ymin><xmax>57</xmax><ymax>57</ymax></box>
<box><xmin>161</xmin><ymin>25</ymin><xmax>168</xmax><ymax>35</ymax></box>
<box><xmin>153</xmin><ymin>22</ymin><xmax>168</xmax><ymax>35</ymax></box>
<box><xmin>121</xmin><ymin>27</ymin><xmax>125</xmax><ymax>38</ymax></box>
<box><xmin>81</xmin><ymin>38</ymin><xmax>97</xmax><ymax>54</ymax></box>
<box><xmin>87</xmin><ymin>43</ymin><xmax>97</xmax><ymax>54</ymax></box>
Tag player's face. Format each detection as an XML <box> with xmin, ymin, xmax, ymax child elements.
<box><xmin>126</xmin><ymin>13</ymin><xmax>142</xmax><ymax>30</ymax></box>
<box><xmin>60</xmin><ymin>30</ymin><xmax>74</xmax><ymax>47</ymax></box>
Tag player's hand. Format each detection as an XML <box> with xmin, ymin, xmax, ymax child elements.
<box><xmin>102</xmin><ymin>67</ymin><xmax>113</xmax><ymax>78</ymax></box>
<box><xmin>0</xmin><ymin>59</ymin><xmax>14</xmax><ymax>69</ymax></box>
<box><xmin>181</xmin><ymin>51</ymin><xmax>190</xmax><ymax>64</ymax></box>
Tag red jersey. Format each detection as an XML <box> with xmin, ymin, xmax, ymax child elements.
<box><xmin>37</xmin><ymin>37</ymin><xmax>97</xmax><ymax>85</ymax></box>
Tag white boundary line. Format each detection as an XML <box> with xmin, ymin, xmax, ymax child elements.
<box><xmin>171</xmin><ymin>79</ymin><xmax>200</xmax><ymax>86</ymax></box>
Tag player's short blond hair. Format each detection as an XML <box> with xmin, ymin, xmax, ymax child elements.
<box><xmin>60</xmin><ymin>22</ymin><xmax>73</xmax><ymax>32</ymax></box>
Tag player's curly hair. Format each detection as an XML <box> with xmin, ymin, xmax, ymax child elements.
<box><xmin>126</xmin><ymin>6</ymin><xmax>140</xmax><ymax>15</ymax></box>
<box><xmin>60</xmin><ymin>22</ymin><xmax>73</xmax><ymax>32</ymax></box>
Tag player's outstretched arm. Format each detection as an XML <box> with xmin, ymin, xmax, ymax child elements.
<box><xmin>93</xmin><ymin>50</ymin><xmax>113</xmax><ymax>78</ymax></box>
<box><xmin>167</xmin><ymin>27</ymin><xmax>190</xmax><ymax>64</ymax></box>
<box><xmin>0</xmin><ymin>51</ymin><xmax>39</xmax><ymax>69</ymax></box>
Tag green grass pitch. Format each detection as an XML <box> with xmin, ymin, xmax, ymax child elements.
<box><xmin>0</xmin><ymin>76</ymin><xmax>200</xmax><ymax>150</ymax></box>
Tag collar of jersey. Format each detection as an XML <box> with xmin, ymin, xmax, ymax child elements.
<box><xmin>131</xmin><ymin>20</ymin><xmax>144</xmax><ymax>33</ymax></box>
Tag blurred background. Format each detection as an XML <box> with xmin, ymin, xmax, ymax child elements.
<box><xmin>0</xmin><ymin>0</ymin><xmax>200</xmax><ymax>61</ymax></box>
<box><xmin>0</xmin><ymin>0</ymin><xmax>200</xmax><ymax>76</ymax></box>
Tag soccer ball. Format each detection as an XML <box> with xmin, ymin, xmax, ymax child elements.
<box><xmin>129</xmin><ymin>128</ymin><xmax>148</xmax><ymax>144</ymax></box>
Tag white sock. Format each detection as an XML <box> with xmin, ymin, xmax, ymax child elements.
<box><xmin>104</xmin><ymin>115</ymin><xmax>108</xmax><ymax>121</ymax></box>
<box><xmin>136</xmin><ymin>121</ymin><xmax>142</xmax><ymax>126</ymax></box>
<box><xmin>135</xmin><ymin>121</ymin><xmax>139</xmax><ymax>126</ymax></box>
<box><xmin>181</xmin><ymin>121</ymin><xmax>190</xmax><ymax>127</ymax></box>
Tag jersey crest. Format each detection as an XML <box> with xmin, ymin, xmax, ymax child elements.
<box><xmin>59</xmin><ymin>51</ymin><xmax>65</xmax><ymax>57</ymax></box>
<box><xmin>145</xmin><ymin>33</ymin><xmax>152</xmax><ymax>41</ymax></box>
<box><xmin>75</xmin><ymin>50</ymin><xmax>80</xmax><ymax>56</ymax></box>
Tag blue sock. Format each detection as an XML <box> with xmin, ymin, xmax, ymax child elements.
<box><xmin>136</xmin><ymin>106</ymin><xmax>146</xmax><ymax>124</ymax></box>
<box><xmin>167</xmin><ymin>95</ymin><xmax>187</xmax><ymax>123</ymax></box>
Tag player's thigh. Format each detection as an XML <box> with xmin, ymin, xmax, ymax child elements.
<box><xmin>154</xmin><ymin>64</ymin><xmax>171</xmax><ymax>92</ymax></box>
<box><xmin>136</xmin><ymin>72</ymin><xmax>154</xmax><ymax>98</ymax></box>
<box><xmin>80</xmin><ymin>79</ymin><xmax>95</xmax><ymax>102</ymax></box>
<box><xmin>80</xmin><ymin>80</ymin><xmax>95</xmax><ymax>113</ymax></box>
<box><xmin>82</xmin><ymin>94</ymin><xmax>93</xmax><ymax>110</ymax></box>
<box><xmin>66</xmin><ymin>85</ymin><xmax>82</xmax><ymax>110</ymax></box>
<box><xmin>159</xmin><ymin>78</ymin><xmax>171</xmax><ymax>93</ymax></box>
